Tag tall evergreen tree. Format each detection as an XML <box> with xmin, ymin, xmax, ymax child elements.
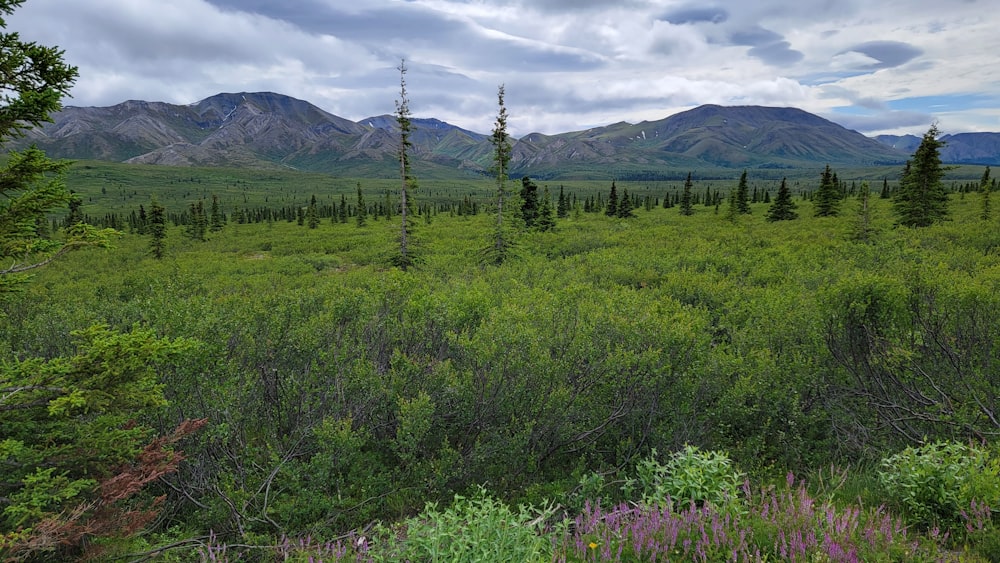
<box><xmin>556</xmin><ymin>185</ymin><xmax>568</xmax><ymax>218</ymax></box>
<box><xmin>65</xmin><ymin>191</ymin><xmax>83</xmax><ymax>228</ymax></box>
<box><xmin>734</xmin><ymin>170</ymin><xmax>751</xmax><ymax>215</ymax></box>
<box><xmin>852</xmin><ymin>181</ymin><xmax>876</xmax><ymax>243</ymax></box>
<box><xmin>185</xmin><ymin>200</ymin><xmax>207</xmax><ymax>241</ymax></box>
<box><xmin>617</xmin><ymin>187</ymin><xmax>635</xmax><ymax>218</ymax></box>
<box><xmin>306</xmin><ymin>194</ymin><xmax>320</xmax><ymax>229</ymax></box>
<box><xmin>0</xmin><ymin>0</ymin><xmax>104</xmax><ymax>295</ymax></box>
<box><xmin>483</xmin><ymin>84</ymin><xmax>514</xmax><ymax>266</ymax></box>
<box><xmin>605</xmin><ymin>181</ymin><xmax>619</xmax><ymax>217</ymax></box>
<box><xmin>725</xmin><ymin>190</ymin><xmax>737</xmax><ymax>221</ymax></box>
<box><xmin>393</xmin><ymin>59</ymin><xmax>417</xmax><ymax>269</ymax></box>
<box><xmin>813</xmin><ymin>164</ymin><xmax>841</xmax><ymax>217</ymax></box>
<box><xmin>680</xmin><ymin>172</ymin><xmax>694</xmax><ymax>216</ymax></box>
<box><xmin>766</xmin><ymin>177</ymin><xmax>798</xmax><ymax>222</ymax></box>
<box><xmin>356</xmin><ymin>182</ymin><xmax>367</xmax><ymax>227</ymax></box>
<box><xmin>148</xmin><ymin>196</ymin><xmax>166</xmax><ymax>259</ymax></box>
<box><xmin>209</xmin><ymin>194</ymin><xmax>224</xmax><ymax>232</ymax></box>
<box><xmin>519</xmin><ymin>176</ymin><xmax>539</xmax><ymax>228</ymax></box>
<box><xmin>339</xmin><ymin>194</ymin><xmax>348</xmax><ymax>223</ymax></box>
<box><xmin>136</xmin><ymin>204</ymin><xmax>148</xmax><ymax>235</ymax></box>
<box><xmin>893</xmin><ymin>125</ymin><xmax>949</xmax><ymax>227</ymax></box>
<box><xmin>537</xmin><ymin>186</ymin><xmax>555</xmax><ymax>231</ymax></box>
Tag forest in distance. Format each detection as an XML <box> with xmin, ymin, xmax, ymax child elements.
<box><xmin>7</xmin><ymin>0</ymin><xmax>1000</xmax><ymax>557</ymax></box>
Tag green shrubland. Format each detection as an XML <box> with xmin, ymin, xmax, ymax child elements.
<box><xmin>5</xmin><ymin>171</ymin><xmax>1000</xmax><ymax>560</ymax></box>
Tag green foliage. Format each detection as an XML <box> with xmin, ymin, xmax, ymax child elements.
<box><xmin>679</xmin><ymin>172</ymin><xmax>694</xmax><ymax>216</ymax></box>
<box><xmin>356</xmin><ymin>182</ymin><xmax>367</xmax><ymax>227</ymax></box>
<box><xmin>814</xmin><ymin>164</ymin><xmax>841</xmax><ymax>217</ymax></box>
<box><xmin>393</xmin><ymin>59</ymin><xmax>417</xmax><ymax>271</ymax></box>
<box><xmin>878</xmin><ymin>441</ymin><xmax>1000</xmax><ymax>530</ymax></box>
<box><xmin>483</xmin><ymin>84</ymin><xmax>514</xmax><ymax>266</ymax></box>
<box><xmin>824</xmin><ymin>265</ymin><xmax>1000</xmax><ymax>447</ymax></box>
<box><xmin>537</xmin><ymin>186</ymin><xmax>555</xmax><ymax>231</ymax></box>
<box><xmin>894</xmin><ymin>125</ymin><xmax>949</xmax><ymax>227</ymax></box>
<box><xmin>630</xmin><ymin>446</ymin><xmax>744</xmax><ymax>511</ymax></box>
<box><xmin>0</xmin><ymin>325</ymin><xmax>200</xmax><ymax>560</ymax></box>
<box><xmin>0</xmin><ymin>2</ymin><xmax>116</xmax><ymax>295</ymax></box>
<box><xmin>734</xmin><ymin>169</ymin><xmax>751</xmax><ymax>215</ymax></box>
<box><xmin>766</xmin><ymin>177</ymin><xmax>798</xmax><ymax>221</ymax></box>
<box><xmin>519</xmin><ymin>175</ymin><xmax>539</xmax><ymax>228</ymax></box>
<box><xmin>616</xmin><ymin>187</ymin><xmax>634</xmax><ymax>218</ymax></box>
<box><xmin>377</xmin><ymin>487</ymin><xmax>556</xmax><ymax>562</ymax></box>
<box><xmin>148</xmin><ymin>195</ymin><xmax>166</xmax><ymax>258</ymax></box>
<box><xmin>852</xmin><ymin>180</ymin><xmax>876</xmax><ymax>242</ymax></box>
<box><xmin>605</xmin><ymin>180</ymin><xmax>618</xmax><ymax>216</ymax></box>
<box><xmin>3</xmin><ymin>165</ymin><xmax>999</xmax><ymax>557</ymax></box>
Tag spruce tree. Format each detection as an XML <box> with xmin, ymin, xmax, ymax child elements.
<box><xmin>209</xmin><ymin>194</ymin><xmax>224</xmax><ymax>232</ymax></box>
<box><xmin>725</xmin><ymin>189</ymin><xmax>738</xmax><ymax>222</ymax></box>
<box><xmin>65</xmin><ymin>192</ymin><xmax>83</xmax><ymax>228</ymax></box>
<box><xmin>766</xmin><ymin>177</ymin><xmax>798</xmax><ymax>222</ymax></box>
<box><xmin>519</xmin><ymin>176</ymin><xmax>539</xmax><ymax>228</ymax></box>
<box><xmin>813</xmin><ymin>164</ymin><xmax>841</xmax><ymax>217</ymax></box>
<box><xmin>483</xmin><ymin>84</ymin><xmax>514</xmax><ymax>266</ymax></box>
<box><xmin>393</xmin><ymin>59</ymin><xmax>417</xmax><ymax>269</ymax></box>
<box><xmin>148</xmin><ymin>196</ymin><xmax>166</xmax><ymax>259</ymax></box>
<box><xmin>136</xmin><ymin>204</ymin><xmax>148</xmax><ymax>235</ymax></box>
<box><xmin>185</xmin><ymin>200</ymin><xmax>207</xmax><ymax>241</ymax></box>
<box><xmin>735</xmin><ymin>170</ymin><xmax>751</xmax><ymax>214</ymax></box>
<box><xmin>356</xmin><ymin>182</ymin><xmax>367</xmax><ymax>227</ymax></box>
<box><xmin>605</xmin><ymin>181</ymin><xmax>619</xmax><ymax>217</ymax></box>
<box><xmin>339</xmin><ymin>194</ymin><xmax>348</xmax><ymax>223</ymax></box>
<box><xmin>306</xmin><ymin>194</ymin><xmax>320</xmax><ymax>229</ymax></box>
<box><xmin>852</xmin><ymin>181</ymin><xmax>876</xmax><ymax>243</ymax></box>
<box><xmin>556</xmin><ymin>185</ymin><xmax>568</xmax><ymax>218</ymax></box>
<box><xmin>679</xmin><ymin>172</ymin><xmax>694</xmax><ymax>216</ymax></box>
<box><xmin>537</xmin><ymin>186</ymin><xmax>555</xmax><ymax>231</ymax></box>
<box><xmin>617</xmin><ymin>187</ymin><xmax>635</xmax><ymax>218</ymax></box>
<box><xmin>893</xmin><ymin>125</ymin><xmax>949</xmax><ymax>227</ymax></box>
<box><xmin>0</xmin><ymin>0</ymin><xmax>108</xmax><ymax>294</ymax></box>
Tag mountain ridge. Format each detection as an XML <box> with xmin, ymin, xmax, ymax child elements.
<box><xmin>17</xmin><ymin>91</ymin><xmax>1000</xmax><ymax>179</ymax></box>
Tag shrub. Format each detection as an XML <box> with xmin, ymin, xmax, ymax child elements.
<box><xmin>878</xmin><ymin>441</ymin><xmax>1000</xmax><ymax>530</ymax></box>
<box><xmin>377</xmin><ymin>486</ymin><xmax>558</xmax><ymax>562</ymax></box>
<box><xmin>629</xmin><ymin>446</ymin><xmax>744</xmax><ymax>512</ymax></box>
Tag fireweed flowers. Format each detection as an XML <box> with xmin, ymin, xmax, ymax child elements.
<box><xmin>552</xmin><ymin>474</ymin><xmax>945</xmax><ymax>562</ymax></box>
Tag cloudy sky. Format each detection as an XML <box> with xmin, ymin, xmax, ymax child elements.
<box><xmin>8</xmin><ymin>0</ymin><xmax>1000</xmax><ymax>138</ymax></box>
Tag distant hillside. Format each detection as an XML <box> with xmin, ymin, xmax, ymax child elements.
<box><xmin>12</xmin><ymin>92</ymin><xmax>957</xmax><ymax>179</ymax></box>
<box><xmin>875</xmin><ymin>132</ymin><xmax>1000</xmax><ymax>166</ymax></box>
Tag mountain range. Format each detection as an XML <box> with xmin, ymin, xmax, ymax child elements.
<box><xmin>14</xmin><ymin>91</ymin><xmax>1000</xmax><ymax>180</ymax></box>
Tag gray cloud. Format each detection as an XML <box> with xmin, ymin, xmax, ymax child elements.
<box><xmin>730</xmin><ymin>26</ymin><xmax>782</xmax><ymax>47</ymax></box>
<box><xmin>749</xmin><ymin>41</ymin><xmax>805</xmax><ymax>66</ymax></box>
<box><xmin>842</xmin><ymin>41</ymin><xmax>924</xmax><ymax>70</ymax></box>
<box><xmin>517</xmin><ymin>0</ymin><xmax>648</xmax><ymax>12</ymax></box>
<box><xmin>661</xmin><ymin>6</ymin><xmax>729</xmax><ymax>25</ymax></box>
<box><xmin>206</xmin><ymin>0</ymin><xmax>604</xmax><ymax>73</ymax></box>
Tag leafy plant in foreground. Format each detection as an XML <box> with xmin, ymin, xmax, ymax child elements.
<box><xmin>375</xmin><ymin>486</ymin><xmax>558</xmax><ymax>562</ymax></box>
<box><xmin>878</xmin><ymin>441</ymin><xmax>1000</xmax><ymax>530</ymax></box>
<box><xmin>629</xmin><ymin>446</ymin><xmax>745</xmax><ymax>512</ymax></box>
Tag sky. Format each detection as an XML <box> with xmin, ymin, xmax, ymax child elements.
<box><xmin>8</xmin><ymin>0</ymin><xmax>1000</xmax><ymax>138</ymax></box>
